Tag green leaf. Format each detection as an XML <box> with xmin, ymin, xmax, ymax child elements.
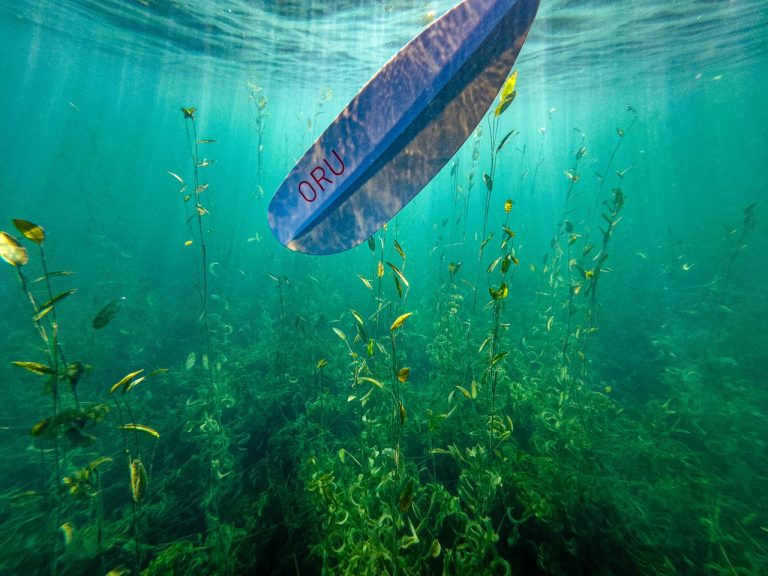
<box><xmin>483</xmin><ymin>173</ymin><xmax>493</xmax><ymax>192</ymax></box>
<box><xmin>39</xmin><ymin>289</ymin><xmax>77</xmax><ymax>310</ymax></box>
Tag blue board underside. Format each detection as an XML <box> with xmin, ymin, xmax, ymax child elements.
<box><xmin>268</xmin><ymin>0</ymin><xmax>540</xmax><ymax>254</ymax></box>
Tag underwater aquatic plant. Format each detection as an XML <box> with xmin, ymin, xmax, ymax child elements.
<box><xmin>172</xmin><ymin>108</ymin><xmax>221</xmax><ymax>369</ymax></box>
<box><xmin>472</xmin><ymin>69</ymin><xmax>521</xmax><ymax>311</ymax></box>
<box><xmin>1</xmin><ymin>219</ymin><xmax>137</xmax><ymax>575</ymax></box>
<box><xmin>581</xmin><ymin>186</ymin><xmax>625</xmax><ymax>326</ymax></box>
<box><xmin>2</xmin><ymin>221</ymin><xmax>74</xmax><ymax>571</ymax></box>
<box><xmin>108</xmin><ymin>365</ymin><xmax>166</xmax><ymax>570</ymax></box>
<box><xmin>248</xmin><ymin>82</ymin><xmax>269</xmax><ymax>198</ymax></box>
<box><xmin>170</xmin><ymin>107</ymin><xmax>243</xmax><ymax>574</ymax></box>
<box><xmin>389</xmin><ymin>310</ymin><xmax>413</xmax><ymax>477</ymax></box>
<box><xmin>710</xmin><ymin>201</ymin><xmax>758</xmax><ymax>338</ymax></box>
<box><xmin>594</xmin><ymin>104</ymin><xmax>638</xmax><ymax>201</ymax></box>
<box><xmin>481</xmin><ymin>201</ymin><xmax>519</xmax><ymax>452</ymax></box>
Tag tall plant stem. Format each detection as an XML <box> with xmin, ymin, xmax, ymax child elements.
<box><xmin>15</xmin><ymin>265</ymin><xmax>63</xmax><ymax>575</ymax></box>
<box><xmin>488</xmin><ymin>300</ymin><xmax>502</xmax><ymax>453</ymax></box>
<box><xmin>184</xmin><ymin>110</ymin><xmax>224</xmax><ymax>535</ymax></box>
<box><xmin>389</xmin><ymin>331</ymin><xmax>402</xmax><ymax>480</ymax></box>
<box><xmin>389</xmin><ymin>329</ymin><xmax>402</xmax><ymax>576</ymax></box>
<box><xmin>473</xmin><ymin>116</ymin><xmax>500</xmax><ymax>310</ymax></box>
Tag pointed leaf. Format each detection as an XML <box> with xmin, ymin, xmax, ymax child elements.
<box><xmin>358</xmin><ymin>376</ymin><xmax>384</xmax><ymax>389</ymax></box>
<box><xmin>12</xmin><ymin>361</ymin><xmax>54</xmax><ymax>376</ymax></box>
<box><xmin>499</xmin><ymin>70</ymin><xmax>518</xmax><ymax>102</ymax></box>
<box><xmin>496</xmin><ymin>130</ymin><xmax>517</xmax><ymax>153</ymax></box>
<box><xmin>39</xmin><ymin>289</ymin><xmax>77</xmax><ymax>310</ymax></box>
<box><xmin>118</xmin><ymin>423</ymin><xmax>160</xmax><ymax>439</ymax></box>
<box><xmin>349</xmin><ymin>309</ymin><xmax>364</xmax><ymax>326</ymax></box>
<box><xmin>165</xmin><ymin>170</ymin><xmax>184</xmax><ymax>185</ymax></box>
<box><xmin>494</xmin><ymin>91</ymin><xmax>517</xmax><ymax>117</ymax></box>
<box><xmin>387</xmin><ymin>262</ymin><xmax>410</xmax><ymax>289</ymax></box>
<box><xmin>487</xmin><ymin>256</ymin><xmax>502</xmax><ymax>274</ymax></box>
<box><xmin>33</xmin><ymin>306</ymin><xmax>54</xmax><ymax>322</ymax></box>
<box><xmin>109</xmin><ymin>369</ymin><xmax>144</xmax><ymax>394</ymax></box>
<box><xmin>393</xmin><ymin>240</ymin><xmax>406</xmax><ymax>260</ymax></box>
<box><xmin>390</xmin><ymin>312</ymin><xmax>413</xmax><ymax>332</ymax></box>
<box><xmin>358</xmin><ymin>274</ymin><xmax>373</xmax><ymax>290</ymax></box>
<box><xmin>393</xmin><ymin>274</ymin><xmax>403</xmax><ymax>298</ymax></box>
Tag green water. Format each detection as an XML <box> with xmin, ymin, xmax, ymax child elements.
<box><xmin>1</xmin><ymin>1</ymin><xmax>767</xmax><ymax>574</ymax></box>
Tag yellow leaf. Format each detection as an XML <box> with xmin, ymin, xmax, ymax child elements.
<box><xmin>387</xmin><ymin>262</ymin><xmax>409</xmax><ymax>289</ymax></box>
<box><xmin>500</xmin><ymin>70</ymin><xmax>518</xmax><ymax>102</ymax></box>
<box><xmin>130</xmin><ymin>458</ymin><xmax>148</xmax><ymax>502</ymax></box>
<box><xmin>124</xmin><ymin>376</ymin><xmax>147</xmax><ymax>393</ymax></box>
<box><xmin>358</xmin><ymin>275</ymin><xmax>373</xmax><ymax>290</ymax></box>
<box><xmin>358</xmin><ymin>376</ymin><xmax>384</xmax><ymax>389</ymax></box>
<box><xmin>109</xmin><ymin>369</ymin><xmax>144</xmax><ymax>394</ymax></box>
<box><xmin>397</xmin><ymin>367</ymin><xmax>410</xmax><ymax>383</ymax></box>
<box><xmin>32</xmin><ymin>306</ymin><xmax>52</xmax><ymax>322</ymax></box>
<box><xmin>487</xmin><ymin>256</ymin><xmax>502</xmax><ymax>274</ymax></box>
<box><xmin>88</xmin><ymin>456</ymin><xmax>113</xmax><ymax>470</ymax></box>
<box><xmin>390</xmin><ymin>312</ymin><xmax>413</xmax><ymax>332</ymax></box>
<box><xmin>12</xmin><ymin>219</ymin><xmax>46</xmax><ymax>245</ymax></box>
<box><xmin>494</xmin><ymin>70</ymin><xmax>518</xmax><ymax>116</ymax></box>
<box><xmin>393</xmin><ymin>240</ymin><xmax>406</xmax><ymax>260</ymax></box>
<box><xmin>118</xmin><ymin>423</ymin><xmax>160</xmax><ymax>438</ymax></box>
<box><xmin>349</xmin><ymin>309</ymin><xmax>364</xmax><ymax>326</ymax></box>
<box><xmin>60</xmin><ymin>522</ymin><xmax>73</xmax><ymax>546</ymax></box>
<box><xmin>121</xmin><ymin>368</ymin><xmax>165</xmax><ymax>394</ymax></box>
<box><xmin>12</xmin><ymin>361</ymin><xmax>54</xmax><ymax>376</ymax></box>
<box><xmin>0</xmin><ymin>231</ymin><xmax>29</xmax><ymax>266</ymax></box>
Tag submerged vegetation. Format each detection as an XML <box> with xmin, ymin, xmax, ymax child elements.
<box><xmin>1</xmin><ymin>77</ymin><xmax>766</xmax><ymax>576</ymax></box>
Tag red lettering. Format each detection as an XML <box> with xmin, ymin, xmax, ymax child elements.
<box><xmin>298</xmin><ymin>180</ymin><xmax>317</xmax><ymax>202</ymax></box>
<box><xmin>325</xmin><ymin>150</ymin><xmax>345</xmax><ymax>176</ymax></box>
<box><xmin>298</xmin><ymin>151</ymin><xmax>345</xmax><ymax>202</ymax></box>
<box><xmin>311</xmin><ymin>166</ymin><xmax>333</xmax><ymax>191</ymax></box>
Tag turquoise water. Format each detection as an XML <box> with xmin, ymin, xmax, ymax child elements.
<box><xmin>1</xmin><ymin>1</ymin><xmax>767</xmax><ymax>574</ymax></box>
